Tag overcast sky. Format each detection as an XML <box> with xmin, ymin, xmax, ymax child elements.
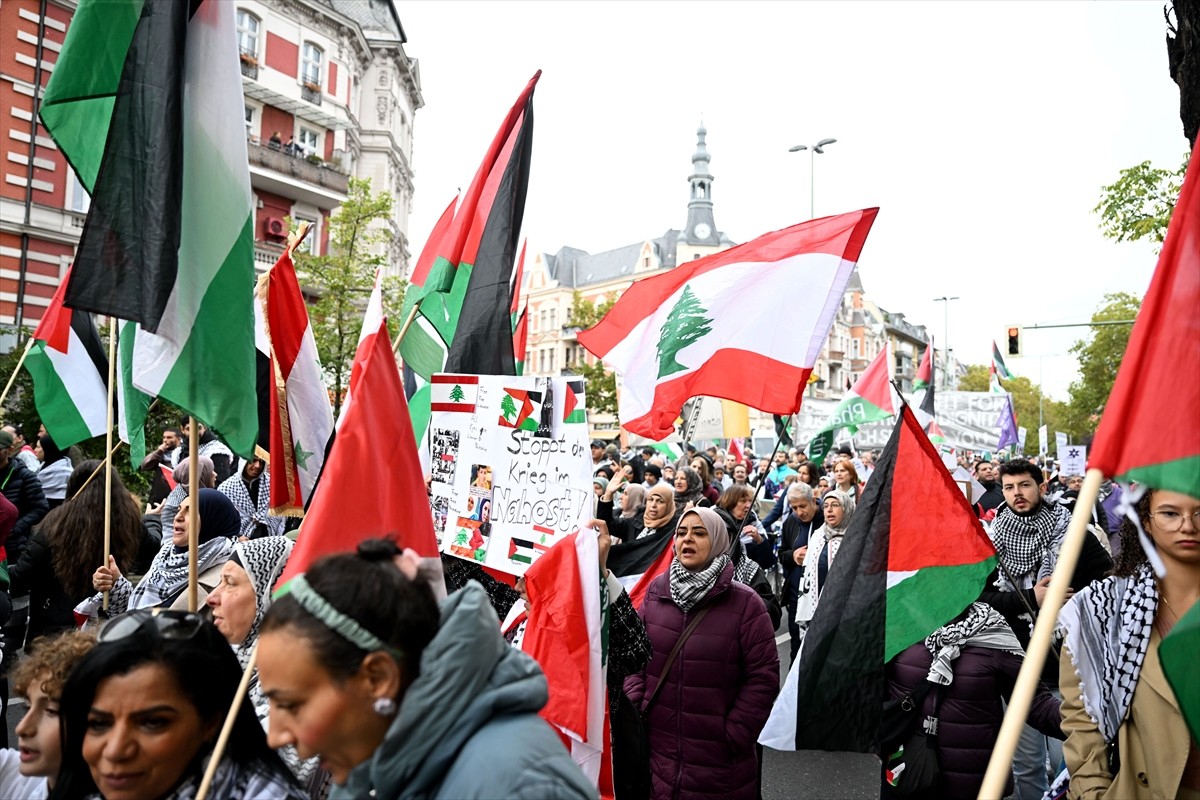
<box><xmin>396</xmin><ymin>1</ymin><xmax>1184</xmax><ymax>403</ymax></box>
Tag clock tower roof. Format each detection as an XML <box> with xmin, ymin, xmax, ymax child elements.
<box><xmin>684</xmin><ymin>122</ymin><xmax>719</xmax><ymax>245</ymax></box>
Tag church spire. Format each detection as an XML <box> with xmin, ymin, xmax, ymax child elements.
<box><xmin>684</xmin><ymin>122</ymin><xmax>718</xmax><ymax>244</ymax></box>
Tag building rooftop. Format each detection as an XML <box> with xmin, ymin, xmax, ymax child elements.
<box><xmin>321</xmin><ymin>0</ymin><xmax>405</xmax><ymax>41</ymax></box>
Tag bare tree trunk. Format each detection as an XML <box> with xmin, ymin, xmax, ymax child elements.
<box><xmin>1167</xmin><ymin>0</ymin><xmax>1200</xmax><ymax>148</ymax></box>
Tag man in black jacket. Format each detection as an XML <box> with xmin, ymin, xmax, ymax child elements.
<box><xmin>778</xmin><ymin>482</ymin><xmax>823</xmax><ymax>664</ymax></box>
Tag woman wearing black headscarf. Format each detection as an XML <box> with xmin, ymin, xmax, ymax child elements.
<box><xmin>34</xmin><ymin>435</ymin><xmax>72</xmax><ymax>510</ymax></box>
<box><xmin>91</xmin><ymin>488</ymin><xmax>239</xmax><ymax>614</ymax></box>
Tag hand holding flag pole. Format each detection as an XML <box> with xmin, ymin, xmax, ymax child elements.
<box><xmin>101</xmin><ymin>320</ymin><xmax>118</xmax><ymax>610</ymax></box>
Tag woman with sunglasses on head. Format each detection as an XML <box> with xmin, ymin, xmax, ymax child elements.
<box><xmin>1058</xmin><ymin>488</ymin><xmax>1200</xmax><ymax>800</ymax></box>
<box><xmin>90</xmin><ymin>489</ymin><xmax>239</xmax><ymax>616</ymax></box>
<box><xmin>255</xmin><ymin>539</ymin><xmax>596</xmax><ymax>799</ymax></box>
<box><xmin>51</xmin><ymin>610</ymin><xmax>305</xmax><ymax>800</ymax></box>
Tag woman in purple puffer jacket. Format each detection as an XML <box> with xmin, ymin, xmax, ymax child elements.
<box><xmin>885</xmin><ymin>602</ymin><xmax>1064</xmax><ymax>799</ymax></box>
<box><xmin>624</xmin><ymin>507</ymin><xmax>779</xmax><ymax>800</ymax></box>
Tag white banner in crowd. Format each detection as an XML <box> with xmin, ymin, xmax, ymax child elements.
<box><xmin>1038</xmin><ymin>425</ymin><xmax>1048</xmax><ymax>456</ymax></box>
<box><xmin>1059</xmin><ymin>444</ymin><xmax>1087</xmax><ymax>477</ymax></box>
<box><xmin>428</xmin><ymin>374</ymin><xmax>593</xmax><ymax>576</ymax></box>
<box><xmin>1018</xmin><ymin>426</ymin><xmax>1028</xmax><ymax>454</ymax></box>
<box><xmin>1056</xmin><ymin>431</ymin><xmax>1069</xmax><ymax>458</ymax></box>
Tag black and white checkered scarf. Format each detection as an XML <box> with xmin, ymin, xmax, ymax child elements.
<box><xmin>670</xmin><ymin>554</ymin><xmax>730</xmax><ymax>613</ymax></box>
<box><xmin>1057</xmin><ymin>564</ymin><xmax>1157</xmax><ymax>743</ymax></box>
<box><xmin>923</xmin><ymin>602</ymin><xmax>1023</xmax><ymax>685</ymax></box>
<box><xmin>989</xmin><ymin>500</ymin><xmax>1070</xmax><ymax>590</ymax></box>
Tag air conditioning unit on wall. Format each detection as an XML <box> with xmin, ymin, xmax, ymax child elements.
<box><xmin>263</xmin><ymin>216</ymin><xmax>286</xmax><ymax>239</ymax></box>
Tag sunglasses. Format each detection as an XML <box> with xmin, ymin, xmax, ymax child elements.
<box><xmin>99</xmin><ymin>608</ymin><xmax>205</xmax><ymax>644</ymax></box>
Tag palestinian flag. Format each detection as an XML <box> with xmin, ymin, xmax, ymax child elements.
<box><xmin>913</xmin><ymin>336</ymin><xmax>933</xmax><ymax>391</ymax></box>
<box><xmin>563</xmin><ymin>380</ymin><xmax>587</xmax><ymax>424</ymax></box>
<box><xmin>25</xmin><ymin>267</ymin><xmax>108</xmax><ymax>448</ymax></box>
<box><xmin>513</xmin><ymin>309</ymin><xmax>529</xmax><ymax>376</ymax></box>
<box><xmin>499</xmin><ymin>388</ymin><xmax>541</xmax><ymax>430</ymax></box>
<box><xmin>116</xmin><ymin>320</ymin><xmax>152</xmax><ymax>465</ymax></box>
<box><xmin>508</xmin><ymin>537</ymin><xmax>550</xmax><ymax>566</ymax></box>
<box><xmin>991</xmin><ymin>340</ymin><xmax>1014</xmax><ymax>380</ymax></box>
<box><xmin>608</xmin><ymin>528</ymin><xmax>676</xmax><ymax>610</ymax></box>
<box><xmin>578</xmin><ymin>209</ymin><xmax>879</xmax><ymax>439</ymax></box>
<box><xmin>41</xmin><ymin>0</ymin><xmax>258</xmax><ymax>454</ymax></box>
<box><xmin>398</xmin><ymin>72</ymin><xmax>540</xmax><ymax>381</ymax></box>
<box><xmin>259</xmin><ymin>250</ymin><xmax>335</xmax><ymax>515</ymax></box>
<box><xmin>1090</xmin><ymin>144</ymin><xmax>1200</xmax><ymax>496</ymax></box>
<box><xmin>760</xmin><ymin>405</ymin><xmax>997</xmax><ymax>751</ymax></box>
<box><xmin>925</xmin><ymin>420</ymin><xmax>946</xmax><ymax>445</ymax></box>
<box><xmin>808</xmin><ymin>344</ymin><xmax>895</xmax><ymax>462</ymax></box>
<box><xmin>988</xmin><ymin>361</ymin><xmax>1005</xmax><ymax>394</ymax></box>
<box><xmin>1161</xmin><ymin>601</ymin><xmax>1200</xmax><ymax>742</ymax></box>
<box><xmin>430</xmin><ymin>374</ymin><xmax>478</xmax><ymax>414</ymax></box>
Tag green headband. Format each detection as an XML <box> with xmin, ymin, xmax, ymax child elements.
<box><xmin>287</xmin><ymin>574</ymin><xmax>391</xmax><ymax>654</ymax></box>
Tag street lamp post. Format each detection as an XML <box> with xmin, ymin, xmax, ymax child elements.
<box><xmin>932</xmin><ymin>296</ymin><xmax>960</xmax><ymax>390</ymax></box>
<box><xmin>789</xmin><ymin>138</ymin><xmax>837</xmax><ymax>220</ymax></box>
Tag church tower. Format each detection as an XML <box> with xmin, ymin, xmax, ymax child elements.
<box><xmin>683</xmin><ymin>123</ymin><xmax>719</xmax><ymax>246</ymax></box>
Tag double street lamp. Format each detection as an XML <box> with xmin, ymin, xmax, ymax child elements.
<box><xmin>789</xmin><ymin>138</ymin><xmax>837</xmax><ymax>220</ymax></box>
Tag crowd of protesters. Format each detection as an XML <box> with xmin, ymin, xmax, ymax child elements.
<box><xmin>0</xmin><ymin>415</ymin><xmax>1191</xmax><ymax>800</ymax></box>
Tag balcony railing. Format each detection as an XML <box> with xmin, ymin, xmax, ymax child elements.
<box><xmin>240</xmin><ymin>59</ymin><xmax>258</xmax><ymax>80</ymax></box>
<box><xmin>301</xmin><ymin>84</ymin><xmax>322</xmax><ymax>106</ymax></box>
<box><xmin>246</xmin><ymin>139</ymin><xmax>348</xmax><ymax>195</ymax></box>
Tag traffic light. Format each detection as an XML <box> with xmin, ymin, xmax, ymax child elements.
<box><xmin>1007</xmin><ymin>326</ymin><xmax>1022</xmax><ymax>357</ymax></box>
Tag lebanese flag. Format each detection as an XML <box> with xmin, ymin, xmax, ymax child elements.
<box><xmin>807</xmin><ymin>344</ymin><xmax>895</xmax><ymax>462</ymax></box>
<box><xmin>761</xmin><ymin>406</ymin><xmax>996</xmax><ymax>751</ymax></box>
<box><xmin>278</xmin><ymin>302</ymin><xmax>438</xmax><ymax>587</ymax></box>
<box><xmin>607</xmin><ymin>528</ymin><xmax>676</xmax><ymax>610</ymax></box>
<box><xmin>728</xmin><ymin>436</ymin><xmax>745</xmax><ymax>465</ymax></box>
<box><xmin>522</xmin><ymin>530</ymin><xmax>612</xmax><ymax>796</ymax></box>
<box><xmin>578</xmin><ymin>210</ymin><xmax>878</xmax><ymax>439</ymax></box>
<box><xmin>1091</xmin><ymin>144</ymin><xmax>1200</xmax><ymax>497</ymax></box>
<box><xmin>25</xmin><ymin>265</ymin><xmax>108</xmax><ymax>448</ymax></box>
<box><xmin>259</xmin><ymin>250</ymin><xmax>334</xmax><ymax>515</ymax></box>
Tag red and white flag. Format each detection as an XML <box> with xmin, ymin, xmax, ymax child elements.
<box><xmin>728</xmin><ymin>437</ymin><xmax>745</xmax><ymax>465</ymax></box>
<box><xmin>521</xmin><ymin>530</ymin><xmax>611</xmax><ymax>797</ymax></box>
<box><xmin>278</xmin><ymin>292</ymin><xmax>439</xmax><ymax>586</ymax></box>
<box><xmin>578</xmin><ymin>210</ymin><xmax>879</xmax><ymax>439</ymax></box>
<box><xmin>258</xmin><ymin>251</ymin><xmax>335</xmax><ymax>515</ymax></box>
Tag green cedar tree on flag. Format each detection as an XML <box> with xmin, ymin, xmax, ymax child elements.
<box><xmin>398</xmin><ymin>72</ymin><xmax>540</xmax><ymax>382</ymax></box>
<box><xmin>991</xmin><ymin>340</ymin><xmax>1014</xmax><ymax>380</ymax></box>
<box><xmin>807</xmin><ymin>344</ymin><xmax>895</xmax><ymax>463</ymax></box>
<box><xmin>40</xmin><ymin>0</ymin><xmax>258</xmax><ymax>455</ymax></box>
<box><xmin>24</xmin><ymin>268</ymin><xmax>108</xmax><ymax>448</ymax></box>
<box><xmin>760</xmin><ymin>405</ymin><xmax>997</xmax><ymax>751</ymax></box>
<box><xmin>578</xmin><ymin>210</ymin><xmax>879</xmax><ymax>439</ymax></box>
<box><xmin>1089</xmin><ymin>145</ymin><xmax>1200</xmax><ymax>497</ymax></box>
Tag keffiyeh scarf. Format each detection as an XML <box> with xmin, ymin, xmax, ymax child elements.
<box><xmin>232</xmin><ymin>536</ymin><xmax>294</xmax><ymax>674</ymax></box>
<box><xmin>989</xmin><ymin>501</ymin><xmax>1070</xmax><ymax>590</ymax></box>
<box><xmin>923</xmin><ymin>602</ymin><xmax>1023</xmax><ymax>685</ymax></box>
<box><xmin>219</xmin><ymin>466</ymin><xmax>285</xmax><ymax>539</ymax></box>
<box><xmin>131</xmin><ymin>536</ymin><xmax>237</xmax><ymax>609</ymax></box>
<box><xmin>1056</xmin><ymin>564</ymin><xmax>1157</xmax><ymax>743</ymax></box>
<box><xmin>669</xmin><ymin>554</ymin><xmax>730</xmax><ymax>613</ymax></box>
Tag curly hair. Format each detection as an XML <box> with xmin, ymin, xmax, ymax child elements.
<box><xmin>11</xmin><ymin>629</ymin><xmax>97</xmax><ymax>699</ymax></box>
<box><xmin>1112</xmin><ymin>489</ymin><xmax>1155</xmax><ymax>578</ymax></box>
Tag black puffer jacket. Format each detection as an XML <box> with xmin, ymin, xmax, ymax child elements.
<box><xmin>886</xmin><ymin>643</ymin><xmax>1063</xmax><ymax>800</ymax></box>
<box><xmin>0</xmin><ymin>460</ymin><xmax>48</xmax><ymax>564</ymax></box>
<box><xmin>7</xmin><ymin>529</ymin><xmax>79</xmax><ymax>644</ymax></box>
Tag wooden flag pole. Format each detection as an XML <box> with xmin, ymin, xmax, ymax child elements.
<box><xmin>0</xmin><ymin>337</ymin><xmax>35</xmax><ymax>410</ymax></box>
<box><xmin>391</xmin><ymin>303</ymin><xmax>420</xmax><ymax>357</ymax></box>
<box><xmin>195</xmin><ymin>643</ymin><xmax>258</xmax><ymax>800</ymax></box>
<box><xmin>71</xmin><ymin>398</ymin><xmax>159</xmax><ymax>500</ymax></box>
<box><xmin>101</xmin><ymin>321</ymin><xmax>118</xmax><ymax>611</ymax></box>
<box><xmin>186</xmin><ymin>427</ymin><xmax>200</xmax><ymax>612</ymax></box>
<box><xmin>978</xmin><ymin>467</ymin><xmax>1105</xmax><ymax>799</ymax></box>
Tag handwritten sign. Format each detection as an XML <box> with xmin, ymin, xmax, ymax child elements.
<box><xmin>430</xmin><ymin>374</ymin><xmax>592</xmax><ymax>575</ymax></box>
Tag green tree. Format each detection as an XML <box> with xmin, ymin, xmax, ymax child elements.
<box><xmin>1094</xmin><ymin>155</ymin><xmax>1189</xmax><ymax>251</ymax></box>
<box><xmin>294</xmin><ymin>178</ymin><xmax>405</xmax><ymax>419</ymax></box>
<box><xmin>450</xmin><ymin>384</ymin><xmax>466</xmax><ymax>403</ymax></box>
<box><xmin>500</xmin><ymin>392</ymin><xmax>517</xmax><ymax>421</ymax></box>
<box><xmin>566</xmin><ymin>292</ymin><xmax>619</xmax><ymax>417</ymax></box>
<box><xmin>656</xmin><ymin>286</ymin><xmax>712</xmax><ymax>378</ymax></box>
<box><xmin>957</xmin><ymin>364</ymin><xmax>1076</xmax><ymax>451</ymax></box>
<box><xmin>1063</xmin><ymin>293</ymin><xmax>1141</xmax><ymax>440</ymax></box>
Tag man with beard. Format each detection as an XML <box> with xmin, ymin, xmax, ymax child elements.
<box><xmin>140</xmin><ymin>427</ymin><xmax>183</xmax><ymax>505</ymax></box>
<box><xmin>978</xmin><ymin>458</ymin><xmax>1111</xmax><ymax>800</ymax></box>
<box><xmin>973</xmin><ymin>458</ymin><xmax>1005</xmax><ymax>517</ymax></box>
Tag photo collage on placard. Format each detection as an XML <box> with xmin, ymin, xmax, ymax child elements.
<box><xmin>430</xmin><ymin>428</ymin><xmax>460</xmax><ymax>543</ymax></box>
<box><xmin>449</xmin><ymin>463</ymin><xmax>494</xmax><ymax>562</ymax></box>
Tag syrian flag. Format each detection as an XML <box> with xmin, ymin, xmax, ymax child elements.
<box><xmin>607</xmin><ymin>528</ymin><xmax>676</xmax><ymax>610</ymax></box>
<box><xmin>1090</xmin><ymin>144</ymin><xmax>1200</xmax><ymax>496</ymax></box>
<box><xmin>258</xmin><ymin>250</ymin><xmax>335</xmax><ymax>516</ymax></box>
<box><xmin>398</xmin><ymin>71</ymin><xmax>540</xmax><ymax>381</ymax></box>
<box><xmin>41</xmin><ymin>0</ymin><xmax>258</xmax><ymax>455</ymax></box>
<box><xmin>807</xmin><ymin>344</ymin><xmax>895</xmax><ymax>462</ymax></box>
<box><xmin>521</xmin><ymin>530</ymin><xmax>611</xmax><ymax>794</ymax></box>
<box><xmin>579</xmin><ymin>210</ymin><xmax>879</xmax><ymax>439</ymax></box>
<box><xmin>499</xmin><ymin>387</ymin><xmax>542</xmax><ymax>430</ymax></box>
<box><xmin>760</xmin><ymin>406</ymin><xmax>997</xmax><ymax>751</ymax></box>
<box><xmin>991</xmin><ymin>341</ymin><xmax>1014</xmax><ymax>380</ymax></box>
<box><xmin>996</xmin><ymin>393</ymin><xmax>1019</xmax><ymax>452</ymax></box>
<box><xmin>278</xmin><ymin>286</ymin><xmax>439</xmax><ymax>587</ymax></box>
<box><xmin>24</xmin><ymin>267</ymin><xmax>108</xmax><ymax>448</ymax></box>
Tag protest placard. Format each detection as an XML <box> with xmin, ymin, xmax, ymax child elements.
<box><xmin>429</xmin><ymin>374</ymin><xmax>592</xmax><ymax>575</ymax></box>
<box><xmin>1059</xmin><ymin>444</ymin><xmax>1087</xmax><ymax>477</ymax></box>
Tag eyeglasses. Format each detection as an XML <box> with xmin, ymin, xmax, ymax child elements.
<box><xmin>823</xmin><ymin>500</ymin><xmax>842</xmax><ymax>508</ymax></box>
<box><xmin>1149</xmin><ymin>510</ymin><xmax>1200</xmax><ymax>532</ymax></box>
<box><xmin>99</xmin><ymin>609</ymin><xmax>205</xmax><ymax>644</ymax></box>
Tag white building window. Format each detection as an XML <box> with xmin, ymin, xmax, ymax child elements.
<box><xmin>293</xmin><ymin>215</ymin><xmax>319</xmax><ymax>255</ymax></box>
<box><xmin>301</xmin><ymin>42</ymin><xmax>323</xmax><ymax>86</ymax></box>
<box><xmin>236</xmin><ymin>10</ymin><xmax>259</xmax><ymax>58</ymax></box>
<box><xmin>298</xmin><ymin>127</ymin><xmax>319</xmax><ymax>158</ymax></box>
<box><xmin>852</xmin><ymin>339</ymin><xmax>860</xmax><ymax>358</ymax></box>
<box><xmin>244</xmin><ymin>104</ymin><xmax>255</xmax><ymax>137</ymax></box>
<box><xmin>66</xmin><ymin>171</ymin><xmax>90</xmax><ymax>214</ymax></box>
